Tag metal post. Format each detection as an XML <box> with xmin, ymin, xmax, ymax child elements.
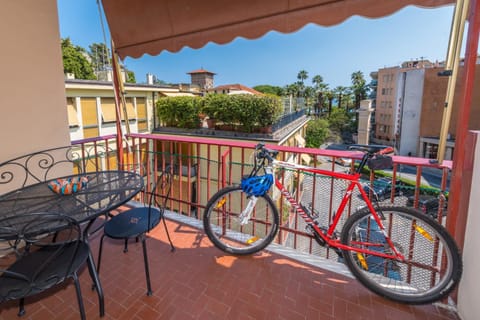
<box><xmin>437</xmin><ymin>0</ymin><xmax>470</xmax><ymax>163</ymax></box>
<box><xmin>111</xmin><ymin>41</ymin><xmax>124</xmax><ymax>166</ymax></box>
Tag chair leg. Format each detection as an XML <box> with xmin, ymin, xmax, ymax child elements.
<box><xmin>73</xmin><ymin>273</ymin><xmax>86</xmax><ymax>320</ymax></box>
<box><xmin>17</xmin><ymin>298</ymin><xmax>25</xmax><ymax>317</ymax></box>
<box><xmin>124</xmin><ymin>238</ymin><xmax>128</xmax><ymax>253</ymax></box>
<box><xmin>161</xmin><ymin>214</ymin><xmax>175</xmax><ymax>252</ymax></box>
<box><xmin>91</xmin><ymin>234</ymin><xmax>106</xmax><ymax>292</ymax></box>
<box><xmin>141</xmin><ymin>236</ymin><xmax>153</xmax><ymax>296</ymax></box>
<box><xmin>96</xmin><ymin>234</ymin><xmax>106</xmax><ymax>274</ymax></box>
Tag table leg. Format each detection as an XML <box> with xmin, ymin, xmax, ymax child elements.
<box><xmin>86</xmin><ymin>245</ymin><xmax>105</xmax><ymax>317</ymax></box>
<box><xmin>83</xmin><ymin>220</ymin><xmax>105</xmax><ymax>317</ymax></box>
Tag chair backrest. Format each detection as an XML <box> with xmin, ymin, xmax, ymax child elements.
<box><xmin>0</xmin><ymin>144</ymin><xmax>114</xmax><ymax>195</ymax></box>
<box><xmin>0</xmin><ymin>212</ymin><xmax>84</xmax><ymax>302</ymax></box>
<box><xmin>145</xmin><ymin>171</ymin><xmax>173</xmax><ymax>232</ymax></box>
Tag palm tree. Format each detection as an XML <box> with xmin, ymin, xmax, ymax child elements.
<box><xmin>351</xmin><ymin>71</ymin><xmax>368</xmax><ymax>110</ymax></box>
<box><xmin>334</xmin><ymin>86</ymin><xmax>348</xmax><ymax>110</ymax></box>
<box><xmin>303</xmin><ymin>86</ymin><xmax>316</xmax><ymax>111</ymax></box>
<box><xmin>297</xmin><ymin>70</ymin><xmax>308</xmax><ymax>86</ymax></box>
<box><xmin>312</xmin><ymin>75</ymin><xmax>328</xmax><ymax>115</ymax></box>
<box><xmin>324</xmin><ymin>90</ymin><xmax>335</xmax><ymax>116</ymax></box>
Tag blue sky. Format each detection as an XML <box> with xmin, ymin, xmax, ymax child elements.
<box><xmin>57</xmin><ymin>1</ymin><xmax>457</xmax><ymax>88</ymax></box>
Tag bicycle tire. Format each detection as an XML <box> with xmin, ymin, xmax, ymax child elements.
<box><xmin>203</xmin><ymin>186</ymin><xmax>279</xmax><ymax>255</ymax></box>
<box><xmin>340</xmin><ymin>206</ymin><xmax>462</xmax><ymax>304</ymax></box>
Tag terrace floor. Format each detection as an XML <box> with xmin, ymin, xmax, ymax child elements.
<box><xmin>0</xmin><ymin>209</ymin><xmax>460</xmax><ymax>320</ymax></box>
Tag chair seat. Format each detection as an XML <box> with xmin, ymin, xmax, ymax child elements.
<box><xmin>0</xmin><ymin>241</ymin><xmax>89</xmax><ymax>301</ymax></box>
<box><xmin>104</xmin><ymin>207</ymin><xmax>161</xmax><ymax>239</ymax></box>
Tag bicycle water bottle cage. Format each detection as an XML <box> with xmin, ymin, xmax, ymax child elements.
<box><xmin>241</xmin><ymin>174</ymin><xmax>273</xmax><ymax>196</ymax></box>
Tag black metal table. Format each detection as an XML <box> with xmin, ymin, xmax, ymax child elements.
<box><xmin>0</xmin><ymin>170</ymin><xmax>144</xmax><ymax>317</ymax></box>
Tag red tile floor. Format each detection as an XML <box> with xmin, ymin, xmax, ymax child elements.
<box><xmin>0</xmin><ymin>214</ymin><xmax>460</xmax><ymax>320</ymax></box>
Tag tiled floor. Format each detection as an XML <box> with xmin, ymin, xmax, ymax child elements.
<box><xmin>0</xmin><ymin>213</ymin><xmax>460</xmax><ymax>320</ymax></box>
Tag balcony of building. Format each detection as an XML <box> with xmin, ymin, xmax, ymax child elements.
<box><xmin>1</xmin><ymin>133</ymin><xmax>467</xmax><ymax>319</ymax></box>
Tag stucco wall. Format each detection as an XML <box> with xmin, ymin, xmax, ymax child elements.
<box><xmin>420</xmin><ymin>66</ymin><xmax>480</xmax><ymax>139</ymax></box>
<box><xmin>458</xmin><ymin>131</ymin><xmax>480</xmax><ymax>320</ymax></box>
<box><xmin>0</xmin><ymin>0</ymin><xmax>70</xmax><ymax>162</ymax></box>
<box><xmin>399</xmin><ymin>69</ymin><xmax>424</xmax><ymax>156</ymax></box>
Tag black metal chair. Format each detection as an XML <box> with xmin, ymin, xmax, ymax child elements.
<box><xmin>0</xmin><ymin>212</ymin><xmax>90</xmax><ymax>319</ymax></box>
<box><xmin>96</xmin><ymin>170</ymin><xmax>175</xmax><ymax>295</ymax></box>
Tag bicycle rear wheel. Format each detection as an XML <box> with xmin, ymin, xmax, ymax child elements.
<box><xmin>341</xmin><ymin>206</ymin><xmax>462</xmax><ymax>304</ymax></box>
<box><xmin>203</xmin><ymin>186</ymin><xmax>279</xmax><ymax>255</ymax></box>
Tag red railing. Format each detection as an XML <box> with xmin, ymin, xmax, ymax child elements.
<box><xmin>71</xmin><ymin>134</ymin><xmax>452</xmax><ymax>260</ymax></box>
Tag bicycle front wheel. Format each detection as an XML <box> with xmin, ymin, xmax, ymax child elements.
<box><xmin>341</xmin><ymin>206</ymin><xmax>462</xmax><ymax>304</ymax></box>
<box><xmin>203</xmin><ymin>186</ymin><xmax>279</xmax><ymax>255</ymax></box>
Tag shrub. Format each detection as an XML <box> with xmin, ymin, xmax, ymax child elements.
<box><xmin>156</xmin><ymin>96</ymin><xmax>202</xmax><ymax>129</ymax></box>
<box><xmin>256</xmin><ymin>95</ymin><xmax>283</xmax><ymax>127</ymax></box>
<box><xmin>305</xmin><ymin>119</ymin><xmax>330</xmax><ymax>148</ymax></box>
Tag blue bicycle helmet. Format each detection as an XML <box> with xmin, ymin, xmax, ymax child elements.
<box><xmin>241</xmin><ymin>174</ymin><xmax>274</xmax><ymax>196</ymax></box>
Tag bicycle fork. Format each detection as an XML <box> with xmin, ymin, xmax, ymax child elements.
<box><xmin>238</xmin><ymin>196</ymin><xmax>258</xmax><ymax>225</ymax></box>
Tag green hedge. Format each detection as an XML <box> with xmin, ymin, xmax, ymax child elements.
<box><xmin>156</xmin><ymin>96</ymin><xmax>202</xmax><ymax>129</ymax></box>
<box><xmin>157</xmin><ymin>94</ymin><xmax>283</xmax><ymax>132</ymax></box>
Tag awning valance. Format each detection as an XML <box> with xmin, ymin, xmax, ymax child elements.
<box><xmin>101</xmin><ymin>0</ymin><xmax>454</xmax><ymax>59</ymax></box>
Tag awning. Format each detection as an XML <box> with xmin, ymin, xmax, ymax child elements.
<box><xmin>101</xmin><ymin>0</ymin><xmax>454</xmax><ymax>59</ymax></box>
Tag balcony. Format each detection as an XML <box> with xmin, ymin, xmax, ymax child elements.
<box><xmin>0</xmin><ymin>213</ymin><xmax>459</xmax><ymax>320</ymax></box>
<box><xmin>0</xmin><ymin>134</ymin><xmax>463</xmax><ymax>319</ymax></box>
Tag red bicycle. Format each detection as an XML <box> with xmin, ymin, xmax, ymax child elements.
<box><xmin>203</xmin><ymin>143</ymin><xmax>462</xmax><ymax>304</ymax></box>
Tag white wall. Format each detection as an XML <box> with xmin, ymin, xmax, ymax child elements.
<box><xmin>0</xmin><ymin>0</ymin><xmax>70</xmax><ymax>162</ymax></box>
<box><xmin>398</xmin><ymin>69</ymin><xmax>424</xmax><ymax>156</ymax></box>
<box><xmin>458</xmin><ymin>131</ymin><xmax>480</xmax><ymax>320</ymax></box>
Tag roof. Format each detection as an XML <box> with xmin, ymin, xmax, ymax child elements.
<box><xmin>101</xmin><ymin>0</ymin><xmax>454</xmax><ymax>59</ymax></box>
<box><xmin>209</xmin><ymin>84</ymin><xmax>263</xmax><ymax>95</ymax></box>
<box><xmin>187</xmin><ymin>69</ymin><xmax>216</xmax><ymax>75</ymax></box>
<box><xmin>160</xmin><ymin>92</ymin><xmax>196</xmax><ymax>97</ymax></box>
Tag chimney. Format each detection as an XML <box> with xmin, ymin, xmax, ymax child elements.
<box><xmin>146</xmin><ymin>73</ymin><xmax>155</xmax><ymax>85</ymax></box>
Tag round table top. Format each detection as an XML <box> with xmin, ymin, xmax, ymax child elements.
<box><xmin>0</xmin><ymin>170</ymin><xmax>144</xmax><ymax>224</ymax></box>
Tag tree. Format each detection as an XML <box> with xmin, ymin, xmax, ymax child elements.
<box><xmin>88</xmin><ymin>42</ymin><xmax>110</xmax><ymax>71</ymax></box>
<box><xmin>61</xmin><ymin>38</ymin><xmax>95</xmax><ymax>80</ymax></box>
<box><xmin>324</xmin><ymin>90</ymin><xmax>335</xmax><ymax>116</ymax></box>
<box><xmin>296</xmin><ymin>70</ymin><xmax>308</xmax><ymax>98</ymax></box>
<box><xmin>328</xmin><ymin>107</ymin><xmax>350</xmax><ymax>133</ymax></box>
<box><xmin>253</xmin><ymin>85</ymin><xmax>284</xmax><ymax>96</ymax></box>
<box><xmin>305</xmin><ymin>118</ymin><xmax>330</xmax><ymax>148</ymax></box>
<box><xmin>125</xmin><ymin>70</ymin><xmax>136</xmax><ymax>83</ymax></box>
<box><xmin>334</xmin><ymin>86</ymin><xmax>348</xmax><ymax>110</ymax></box>
<box><xmin>351</xmin><ymin>71</ymin><xmax>368</xmax><ymax>110</ymax></box>
<box><xmin>297</xmin><ymin>70</ymin><xmax>308</xmax><ymax>85</ymax></box>
<box><xmin>303</xmin><ymin>86</ymin><xmax>316</xmax><ymax>111</ymax></box>
<box><xmin>284</xmin><ymin>83</ymin><xmax>300</xmax><ymax>98</ymax></box>
<box><xmin>312</xmin><ymin>75</ymin><xmax>328</xmax><ymax>115</ymax></box>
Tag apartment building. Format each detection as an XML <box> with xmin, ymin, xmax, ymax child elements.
<box><xmin>65</xmin><ymin>79</ymin><xmax>188</xmax><ymax>141</ymax></box>
<box><xmin>374</xmin><ymin>60</ymin><xmax>480</xmax><ymax>159</ymax></box>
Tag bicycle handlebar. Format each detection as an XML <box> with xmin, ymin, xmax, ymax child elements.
<box><xmin>254</xmin><ymin>143</ymin><xmax>278</xmax><ymax>162</ymax></box>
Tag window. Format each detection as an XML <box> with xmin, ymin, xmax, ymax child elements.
<box><xmin>101</xmin><ymin>98</ymin><xmax>136</xmax><ymax>123</ymax></box>
<box><xmin>66</xmin><ymin>98</ymin><xmax>79</xmax><ymax>127</ymax></box>
<box><xmin>123</xmin><ymin>98</ymin><xmax>136</xmax><ymax>121</ymax></box>
<box><xmin>80</xmin><ymin>97</ymin><xmax>99</xmax><ymax>138</ymax></box>
<box><xmin>136</xmin><ymin>97</ymin><xmax>148</xmax><ymax>132</ymax></box>
<box><xmin>100</xmin><ymin>98</ymin><xmax>117</xmax><ymax>123</ymax></box>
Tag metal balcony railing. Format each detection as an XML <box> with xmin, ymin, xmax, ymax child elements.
<box><xmin>71</xmin><ymin>134</ymin><xmax>452</xmax><ymax>262</ymax></box>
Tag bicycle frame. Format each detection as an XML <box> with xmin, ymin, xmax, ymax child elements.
<box><xmin>269</xmin><ymin>158</ymin><xmax>405</xmax><ymax>260</ymax></box>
